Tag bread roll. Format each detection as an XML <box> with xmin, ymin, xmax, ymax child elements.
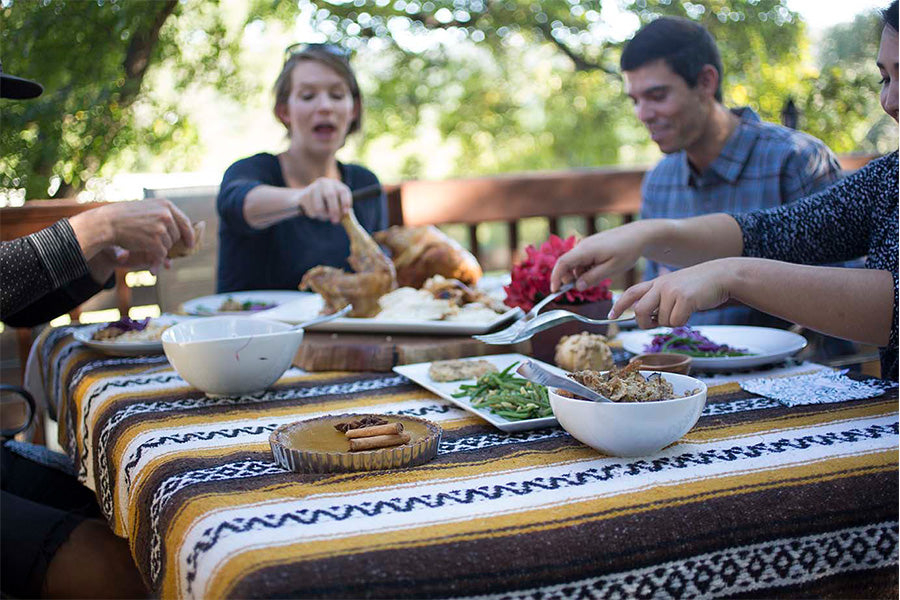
<box><xmin>554</xmin><ymin>332</ymin><xmax>614</xmax><ymax>372</ymax></box>
<box><xmin>167</xmin><ymin>221</ymin><xmax>206</xmax><ymax>259</ymax></box>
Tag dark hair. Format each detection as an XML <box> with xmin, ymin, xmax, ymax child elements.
<box><xmin>620</xmin><ymin>17</ymin><xmax>724</xmax><ymax>103</ymax></box>
<box><xmin>882</xmin><ymin>0</ymin><xmax>898</xmax><ymax>31</ymax></box>
<box><xmin>273</xmin><ymin>45</ymin><xmax>363</xmax><ymax>135</ymax></box>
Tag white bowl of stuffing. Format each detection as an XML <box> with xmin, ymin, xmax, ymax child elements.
<box><xmin>548</xmin><ymin>364</ymin><xmax>707</xmax><ymax>457</ymax></box>
<box><xmin>162</xmin><ymin>317</ymin><xmax>303</xmax><ymax>396</ymax></box>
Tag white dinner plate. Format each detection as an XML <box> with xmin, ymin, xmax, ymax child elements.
<box><xmin>394</xmin><ymin>353</ymin><xmax>564</xmax><ymax>432</ymax></box>
<box><xmin>617</xmin><ymin>326</ymin><xmax>808</xmax><ymax>371</ymax></box>
<box><xmin>181</xmin><ymin>290</ymin><xmax>314</xmax><ymax>316</ymax></box>
<box><xmin>259</xmin><ymin>296</ymin><xmax>523</xmax><ymax>335</ymax></box>
<box><xmin>73</xmin><ymin>315</ymin><xmax>193</xmax><ymax>356</ymax></box>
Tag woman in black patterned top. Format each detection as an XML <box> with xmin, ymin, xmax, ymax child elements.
<box><xmin>552</xmin><ymin>1</ymin><xmax>899</xmax><ymax>380</ymax></box>
<box><xmin>1</xmin><ymin>63</ymin><xmax>190</xmax><ymax>599</ymax></box>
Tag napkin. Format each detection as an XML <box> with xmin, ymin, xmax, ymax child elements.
<box><xmin>740</xmin><ymin>369</ymin><xmax>897</xmax><ymax>407</ymax></box>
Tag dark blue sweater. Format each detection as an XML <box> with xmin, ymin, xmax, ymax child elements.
<box><xmin>216</xmin><ymin>153</ymin><xmax>387</xmax><ymax>293</ymax></box>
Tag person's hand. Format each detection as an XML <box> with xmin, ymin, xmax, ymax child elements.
<box><xmin>610</xmin><ymin>258</ymin><xmax>735</xmax><ymax>328</ymax></box>
<box><xmin>296</xmin><ymin>178</ymin><xmax>352</xmax><ymax>224</ymax></box>
<box><xmin>86</xmin><ymin>247</ymin><xmax>118</xmax><ymax>285</ymax></box>
<box><xmin>104</xmin><ymin>199</ymin><xmax>193</xmax><ymax>261</ymax></box>
<box><xmin>75</xmin><ymin>199</ymin><xmax>193</xmax><ymax>271</ymax></box>
<box><xmin>113</xmin><ymin>247</ymin><xmax>172</xmax><ymax>273</ymax></box>
<box><xmin>550</xmin><ymin>224</ymin><xmax>647</xmax><ymax>293</ymax></box>
<box><xmin>87</xmin><ymin>243</ymin><xmax>176</xmax><ymax>284</ymax></box>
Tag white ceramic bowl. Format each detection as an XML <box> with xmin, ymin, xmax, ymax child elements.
<box><xmin>162</xmin><ymin>317</ymin><xmax>303</xmax><ymax>396</ymax></box>
<box><xmin>549</xmin><ymin>371</ymin><xmax>707</xmax><ymax>457</ymax></box>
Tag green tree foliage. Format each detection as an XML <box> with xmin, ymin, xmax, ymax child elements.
<box><xmin>0</xmin><ymin>0</ymin><xmax>245</xmax><ymax>199</ymax></box>
<box><xmin>250</xmin><ymin>0</ymin><xmax>887</xmax><ymax>177</ymax></box>
<box><xmin>1</xmin><ymin>0</ymin><xmax>891</xmax><ymax>200</ymax></box>
<box><xmin>812</xmin><ymin>11</ymin><xmax>895</xmax><ymax>154</ymax></box>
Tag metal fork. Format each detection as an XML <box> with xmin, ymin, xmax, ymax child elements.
<box><xmin>472</xmin><ymin>283</ymin><xmax>575</xmax><ymax>345</ymax></box>
<box><xmin>474</xmin><ymin>308</ymin><xmax>632</xmax><ymax>345</ymax></box>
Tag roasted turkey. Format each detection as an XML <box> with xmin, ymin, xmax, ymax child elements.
<box><xmin>373</xmin><ymin>225</ymin><xmax>482</xmax><ymax>289</ymax></box>
<box><xmin>299</xmin><ymin>209</ymin><xmax>396</xmax><ymax>318</ymax></box>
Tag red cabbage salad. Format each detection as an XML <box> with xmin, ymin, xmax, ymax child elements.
<box><xmin>643</xmin><ymin>326</ymin><xmax>753</xmax><ymax>358</ymax></box>
<box><xmin>102</xmin><ymin>316</ymin><xmax>151</xmax><ymax>333</ymax></box>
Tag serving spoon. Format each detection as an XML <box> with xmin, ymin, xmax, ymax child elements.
<box><xmin>288</xmin><ymin>303</ymin><xmax>353</xmax><ymax>331</ymax></box>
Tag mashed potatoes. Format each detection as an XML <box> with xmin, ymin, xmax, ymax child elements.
<box><xmin>374</xmin><ymin>288</ymin><xmax>456</xmax><ymax>320</ymax></box>
<box><xmin>372</xmin><ymin>285</ymin><xmax>503</xmax><ymax>323</ymax></box>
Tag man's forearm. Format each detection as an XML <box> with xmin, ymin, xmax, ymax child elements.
<box><xmin>2</xmin><ymin>272</ymin><xmax>108</xmax><ymax>328</ymax></box>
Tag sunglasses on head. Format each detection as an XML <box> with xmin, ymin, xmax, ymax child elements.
<box><xmin>284</xmin><ymin>43</ymin><xmax>351</xmax><ymax>61</ymax></box>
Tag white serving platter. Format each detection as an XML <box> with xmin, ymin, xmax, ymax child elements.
<box><xmin>259</xmin><ymin>295</ymin><xmax>523</xmax><ymax>336</ymax></box>
<box><xmin>394</xmin><ymin>353</ymin><xmax>566</xmax><ymax>432</ymax></box>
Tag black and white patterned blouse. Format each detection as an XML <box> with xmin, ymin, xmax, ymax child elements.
<box><xmin>732</xmin><ymin>152</ymin><xmax>899</xmax><ymax>380</ymax></box>
<box><xmin>0</xmin><ymin>219</ymin><xmax>105</xmax><ymax>327</ymax></box>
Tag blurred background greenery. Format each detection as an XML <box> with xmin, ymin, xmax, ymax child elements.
<box><xmin>0</xmin><ymin>0</ymin><xmax>894</xmax><ymax>260</ymax></box>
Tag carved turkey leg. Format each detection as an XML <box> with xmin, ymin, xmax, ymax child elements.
<box><xmin>300</xmin><ymin>209</ymin><xmax>396</xmax><ymax>318</ymax></box>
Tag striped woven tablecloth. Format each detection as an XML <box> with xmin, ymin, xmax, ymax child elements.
<box><xmin>32</xmin><ymin>325</ymin><xmax>899</xmax><ymax>599</ymax></box>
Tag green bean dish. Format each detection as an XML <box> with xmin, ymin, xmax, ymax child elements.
<box><xmin>451</xmin><ymin>362</ymin><xmax>551</xmax><ymax>421</ymax></box>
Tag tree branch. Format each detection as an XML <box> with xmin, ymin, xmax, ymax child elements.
<box><xmin>535</xmin><ymin>21</ymin><xmax>617</xmax><ymax>74</ymax></box>
<box><xmin>120</xmin><ymin>0</ymin><xmax>178</xmax><ymax>108</ymax></box>
<box><xmin>50</xmin><ymin>0</ymin><xmax>178</xmax><ymax>197</ymax></box>
<box><xmin>389</xmin><ymin>5</ymin><xmax>618</xmax><ymax>75</ymax></box>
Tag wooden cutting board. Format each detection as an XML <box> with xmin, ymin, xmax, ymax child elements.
<box><xmin>294</xmin><ymin>331</ymin><xmax>531</xmax><ymax>372</ymax></box>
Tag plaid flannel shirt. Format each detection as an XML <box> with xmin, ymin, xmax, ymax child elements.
<box><xmin>640</xmin><ymin>107</ymin><xmax>843</xmax><ymax>326</ymax></box>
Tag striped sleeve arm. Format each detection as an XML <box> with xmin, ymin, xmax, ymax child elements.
<box><xmin>25</xmin><ymin>219</ymin><xmax>89</xmax><ymax>288</ymax></box>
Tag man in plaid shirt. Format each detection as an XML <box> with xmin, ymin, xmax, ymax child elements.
<box><xmin>621</xmin><ymin>17</ymin><xmax>842</xmax><ymax>326</ymax></box>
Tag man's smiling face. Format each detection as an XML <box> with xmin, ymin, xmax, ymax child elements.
<box><xmin>624</xmin><ymin>59</ymin><xmax>712</xmax><ymax>155</ymax></box>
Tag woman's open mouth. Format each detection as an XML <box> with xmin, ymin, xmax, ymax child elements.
<box><xmin>312</xmin><ymin>123</ymin><xmax>337</xmax><ymax>138</ymax></box>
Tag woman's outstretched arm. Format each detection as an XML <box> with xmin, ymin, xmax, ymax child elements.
<box><xmin>612</xmin><ymin>257</ymin><xmax>893</xmax><ymax>346</ymax></box>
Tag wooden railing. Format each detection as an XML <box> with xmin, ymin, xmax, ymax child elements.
<box><xmin>386</xmin><ymin>166</ymin><xmax>644</xmax><ymax>279</ymax></box>
<box><xmin>0</xmin><ymin>153</ymin><xmax>881</xmax><ymax>340</ymax></box>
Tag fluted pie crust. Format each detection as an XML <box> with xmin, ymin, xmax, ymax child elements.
<box><xmin>270</xmin><ymin>413</ymin><xmax>442</xmax><ymax>473</ymax></box>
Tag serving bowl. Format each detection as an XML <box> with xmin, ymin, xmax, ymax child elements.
<box><xmin>162</xmin><ymin>317</ymin><xmax>303</xmax><ymax>396</ymax></box>
<box><xmin>549</xmin><ymin>371</ymin><xmax>707</xmax><ymax>457</ymax></box>
<box><xmin>628</xmin><ymin>352</ymin><xmax>693</xmax><ymax>375</ymax></box>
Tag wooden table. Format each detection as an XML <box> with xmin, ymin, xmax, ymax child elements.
<box><xmin>29</xmin><ymin>325</ymin><xmax>899</xmax><ymax>599</ymax></box>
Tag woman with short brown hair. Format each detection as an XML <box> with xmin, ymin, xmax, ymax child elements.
<box><xmin>216</xmin><ymin>44</ymin><xmax>386</xmax><ymax>293</ymax></box>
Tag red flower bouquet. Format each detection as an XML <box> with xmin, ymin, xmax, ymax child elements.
<box><xmin>503</xmin><ymin>235</ymin><xmax>611</xmax><ymax>312</ymax></box>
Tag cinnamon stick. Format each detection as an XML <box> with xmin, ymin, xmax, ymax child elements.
<box><xmin>348</xmin><ymin>433</ymin><xmax>411</xmax><ymax>452</ymax></box>
<box><xmin>345</xmin><ymin>422</ymin><xmax>404</xmax><ymax>439</ymax></box>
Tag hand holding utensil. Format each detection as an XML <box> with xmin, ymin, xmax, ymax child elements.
<box><xmin>260</xmin><ymin>184</ymin><xmax>383</xmax><ymax>224</ymax></box>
